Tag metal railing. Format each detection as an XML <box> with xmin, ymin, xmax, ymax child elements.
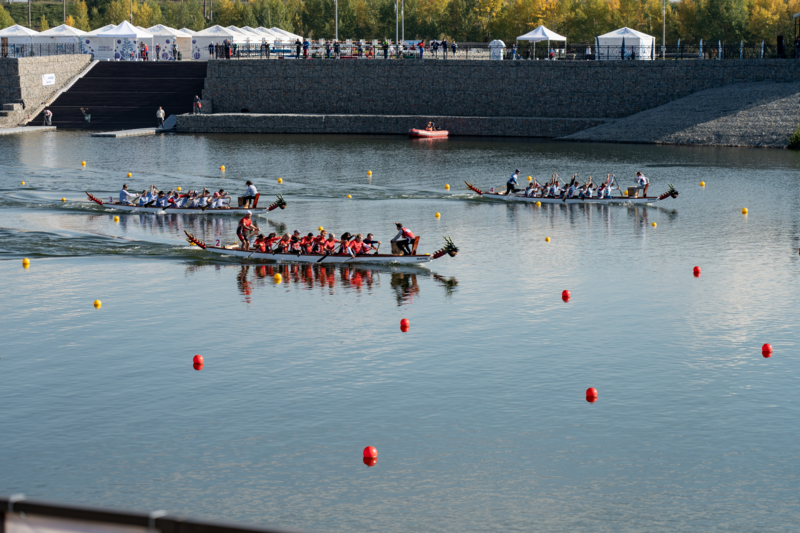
<box><xmin>0</xmin><ymin>43</ymin><xmax>83</xmax><ymax>58</ymax></box>
<box><xmin>508</xmin><ymin>43</ymin><xmax>799</xmax><ymax>60</ymax></box>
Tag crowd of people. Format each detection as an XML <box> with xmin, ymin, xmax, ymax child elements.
<box><xmin>117</xmin><ymin>181</ymin><xmax>262</xmax><ymax>210</ymax></box>
<box><xmin>236</xmin><ymin>220</ymin><xmax>418</xmax><ymax>257</ymax></box>
<box><xmin>502</xmin><ymin>170</ymin><xmax>650</xmax><ymax>199</ymax></box>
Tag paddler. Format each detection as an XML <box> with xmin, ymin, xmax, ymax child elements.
<box><xmin>391</xmin><ymin>222</ymin><xmax>415</xmax><ymax>255</ymax></box>
<box><xmin>299</xmin><ymin>232</ymin><xmax>315</xmax><ymax>253</ymax></box>
<box><xmin>635</xmin><ymin>171</ymin><xmax>649</xmax><ymax>197</ymax></box>
<box><xmin>242</xmin><ymin>180</ymin><xmax>257</xmax><ymax>208</ymax></box>
<box><xmin>312</xmin><ymin>230</ymin><xmax>328</xmax><ymax>253</ymax></box>
<box><xmin>506</xmin><ymin>169</ymin><xmax>521</xmax><ymax>195</ymax></box>
<box><xmin>237</xmin><ymin>211</ymin><xmax>259</xmax><ymax>251</ymax></box>
<box><xmin>119</xmin><ymin>184</ymin><xmax>138</xmax><ymax>205</ymax></box>
<box><xmin>364</xmin><ymin>233</ymin><xmax>381</xmax><ymax>253</ymax></box>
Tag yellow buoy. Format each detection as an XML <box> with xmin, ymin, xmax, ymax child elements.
<box><xmin>623</xmin><ymin>190</ymin><xmax>629</xmax><ymax>197</ymax></box>
<box><xmin>21</xmin><ymin>181</ymin><xmax>25</xmax><ymax>185</ymax></box>
<box><xmin>536</xmin><ymin>201</ymin><xmax>541</xmax><ymax>206</ymax></box>
<box><xmin>742</xmin><ymin>207</ymin><xmax>748</xmax><ymax>215</ymax></box>
<box><xmin>61</xmin><ymin>197</ymin><xmax>66</xmax><ymax>202</ymax></box>
<box><xmin>220</xmin><ymin>165</ymin><xmax>225</xmax><ymax>171</ymax></box>
<box><xmin>177</xmin><ymin>186</ymin><xmax>182</xmax><ymax>191</ymax></box>
<box><xmin>81</xmin><ymin>161</ymin><xmax>86</xmax><ymax>166</ymax></box>
<box><xmin>367</xmin><ymin>170</ymin><xmax>372</xmax><ymax>176</ymax></box>
<box><xmin>94</xmin><ymin>300</ymin><xmax>102</xmax><ymax>309</ymax></box>
<box><xmin>700</xmin><ymin>181</ymin><xmax>705</xmax><ymax>187</ymax></box>
<box><xmin>127</xmin><ymin>173</ymin><xmax>132</xmax><ymax>178</ymax></box>
<box><xmin>445</xmin><ymin>184</ymin><xmax>450</xmax><ymax>190</ymax></box>
<box><xmin>347</xmin><ymin>194</ymin><xmax>352</xmax><ymax>199</ymax></box>
<box><xmin>114</xmin><ymin>216</ymin><xmax>119</xmax><ymax>222</ymax></box>
<box><xmin>545</xmin><ymin>237</ymin><xmax>550</xmax><ymax>242</ymax></box>
<box><xmin>277</xmin><ymin>178</ymin><xmax>283</xmax><ymax>184</ymax></box>
<box><xmin>318</xmin><ymin>226</ymin><xmax>324</xmax><ymax>231</ymax></box>
<box><xmin>651</xmin><ymin>222</ymin><xmax>657</xmax><ymax>227</ymax></box>
<box><xmin>527</xmin><ymin>176</ymin><xmax>532</xmax><ymax>182</ymax></box>
<box><xmin>435</xmin><ymin>212</ymin><xmax>441</xmax><ymax>218</ymax></box>
<box><xmin>274</xmin><ymin>273</ymin><xmax>282</xmax><ymax>283</ymax></box>
<box><xmin>22</xmin><ymin>258</ymin><xmax>30</xmax><ymax>268</ymax></box>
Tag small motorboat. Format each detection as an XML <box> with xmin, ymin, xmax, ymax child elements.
<box><xmin>409</xmin><ymin>128</ymin><xmax>449</xmax><ymax>138</ymax></box>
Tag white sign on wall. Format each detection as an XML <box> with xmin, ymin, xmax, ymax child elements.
<box><xmin>42</xmin><ymin>73</ymin><xmax>56</xmax><ymax>86</ymax></box>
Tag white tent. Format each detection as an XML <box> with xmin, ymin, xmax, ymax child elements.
<box><xmin>147</xmin><ymin>24</ymin><xmax>192</xmax><ymax>60</ymax></box>
<box><xmin>34</xmin><ymin>24</ymin><xmax>86</xmax><ymax>54</ymax></box>
<box><xmin>255</xmin><ymin>26</ymin><xmax>286</xmax><ymax>42</ymax></box>
<box><xmin>270</xmin><ymin>27</ymin><xmax>302</xmax><ymax>41</ymax></box>
<box><xmin>178</xmin><ymin>28</ymin><xmax>196</xmax><ymax>35</ymax></box>
<box><xmin>82</xmin><ymin>21</ymin><xmax>153</xmax><ymax>61</ymax></box>
<box><xmin>87</xmin><ymin>24</ymin><xmax>115</xmax><ymax>35</ymax></box>
<box><xmin>0</xmin><ymin>24</ymin><xmax>40</xmax><ymax>57</ymax></box>
<box><xmin>595</xmin><ymin>27</ymin><xmax>655</xmax><ymax>60</ymax></box>
<box><xmin>190</xmin><ymin>25</ymin><xmax>248</xmax><ymax>59</ymax></box>
<box><xmin>516</xmin><ymin>25</ymin><xmax>566</xmax><ymax>59</ymax></box>
<box><xmin>83</xmin><ymin>24</ymin><xmax>116</xmax><ymax>59</ymax></box>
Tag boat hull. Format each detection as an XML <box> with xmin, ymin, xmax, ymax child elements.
<box><xmin>202</xmin><ymin>246</ymin><xmax>434</xmax><ymax>264</ymax></box>
<box><xmin>479</xmin><ymin>192</ymin><xmax>661</xmax><ymax>205</ymax></box>
<box><xmin>99</xmin><ymin>204</ymin><xmax>268</xmax><ymax>215</ymax></box>
<box><xmin>408</xmin><ymin>129</ymin><xmax>449</xmax><ymax>138</ymax></box>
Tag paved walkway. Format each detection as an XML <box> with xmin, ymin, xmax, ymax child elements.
<box><xmin>0</xmin><ymin>126</ymin><xmax>56</xmax><ymax>135</ymax></box>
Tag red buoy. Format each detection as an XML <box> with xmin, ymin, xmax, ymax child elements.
<box><xmin>363</xmin><ymin>457</ymin><xmax>377</xmax><ymax>467</ymax></box>
<box><xmin>762</xmin><ymin>343</ymin><xmax>773</xmax><ymax>357</ymax></box>
<box><xmin>193</xmin><ymin>362</ymin><xmax>204</xmax><ymax>371</ymax></box>
<box><xmin>693</xmin><ymin>266</ymin><xmax>701</xmax><ymax>277</ymax></box>
<box><xmin>400</xmin><ymin>318</ymin><xmax>409</xmax><ymax>327</ymax></box>
<box><xmin>586</xmin><ymin>387</ymin><xmax>597</xmax><ymax>398</ymax></box>
<box><xmin>562</xmin><ymin>290</ymin><xmax>570</xmax><ymax>302</ymax></box>
<box><xmin>193</xmin><ymin>354</ymin><xmax>204</xmax><ymax>364</ymax></box>
<box><xmin>363</xmin><ymin>446</ymin><xmax>378</xmax><ymax>458</ymax></box>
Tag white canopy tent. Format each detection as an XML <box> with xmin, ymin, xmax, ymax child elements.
<box><xmin>270</xmin><ymin>27</ymin><xmax>302</xmax><ymax>41</ymax></box>
<box><xmin>83</xmin><ymin>24</ymin><xmax>116</xmax><ymax>59</ymax></box>
<box><xmin>178</xmin><ymin>28</ymin><xmax>196</xmax><ymax>35</ymax></box>
<box><xmin>0</xmin><ymin>24</ymin><xmax>40</xmax><ymax>45</ymax></box>
<box><xmin>255</xmin><ymin>27</ymin><xmax>286</xmax><ymax>42</ymax></box>
<box><xmin>516</xmin><ymin>25</ymin><xmax>566</xmax><ymax>59</ymax></box>
<box><xmin>595</xmin><ymin>27</ymin><xmax>655</xmax><ymax>60</ymax></box>
<box><xmin>83</xmin><ymin>21</ymin><xmax>153</xmax><ymax>60</ymax></box>
<box><xmin>190</xmin><ymin>25</ymin><xmax>248</xmax><ymax>59</ymax></box>
<box><xmin>33</xmin><ymin>24</ymin><xmax>86</xmax><ymax>54</ymax></box>
<box><xmin>147</xmin><ymin>24</ymin><xmax>192</xmax><ymax>60</ymax></box>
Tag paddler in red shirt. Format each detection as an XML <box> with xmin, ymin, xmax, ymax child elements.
<box><xmin>299</xmin><ymin>233</ymin><xmax>315</xmax><ymax>253</ymax></box>
<box><xmin>391</xmin><ymin>222</ymin><xmax>415</xmax><ymax>255</ymax></box>
<box><xmin>312</xmin><ymin>230</ymin><xmax>328</xmax><ymax>252</ymax></box>
<box><xmin>237</xmin><ymin>211</ymin><xmax>259</xmax><ymax>251</ymax></box>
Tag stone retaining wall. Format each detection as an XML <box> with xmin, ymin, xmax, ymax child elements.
<box><xmin>202</xmin><ymin>59</ymin><xmax>800</xmax><ymax>121</ymax></box>
<box><xmin>176</xmin><ymin>113</ymin><xmax>607</xmax><ymax>137</ymax></box>
<box><xmin>0</xmin><ymin>55</ymin><xmax>92</xmax><ymax>126</ymax></box>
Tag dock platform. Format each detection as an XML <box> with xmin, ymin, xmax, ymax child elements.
<box><xmin>0</xmin><ymin>126</ymin><xmax>56</xmax><ymax>135</ymax></box>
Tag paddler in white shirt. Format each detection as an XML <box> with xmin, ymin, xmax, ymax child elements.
<box><xmin>635</xmin><ymin>171</ymin><xmax>649</xmax><ymax>197</ymax></box>
<box><xmin>243</xmin><ymin>180</ymin><xmax>258</xmax><ymax>208</ymax></box>
<box><xmin>506</xmin><ymin>169</ymin><xmax>521</xmax><ymax>195</ymax></box>
<box><xmin>119</xmin><ymin>184</ymin><xmax>138</xmax><ymax>205</ymax></box>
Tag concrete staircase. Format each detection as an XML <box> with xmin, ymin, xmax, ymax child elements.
<box><xmin>0</xmin><ymin>103</ymin><xmax>28</xmax><ymax>127</ymax></box>
<box><xmin>30</xmin><ymin>61</ymin><xmax>207</xmax><ymax>130</ymax></box>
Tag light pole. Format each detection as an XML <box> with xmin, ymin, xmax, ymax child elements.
<box><xmin>395</xmin><ymin>0</ymin><xmax>398</xmax><ymax>48</ymax></box>
<box><xmin>130</xmin><ymin>0</ymin><xmax>133</xmax><ymax>23</ymax></box>
<box><xmin>401</xmin><ymin>0</ymin><xmax>404</xmax><ymax>43</ymax></box>
<box><xmin>662</xmin><ymin>0</ymin><xmax>666</xmax><ymax>59</ymax></box>
<box><xmin>335</xmin><ymin>0</ymin><xmax>338</xmax><ymax>41</ymax></box>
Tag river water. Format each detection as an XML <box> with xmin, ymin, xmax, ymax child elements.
<box><xmin>2</xmin><ymin>132</ymin><xmax>799</xmax><ymax>532</ymax></box>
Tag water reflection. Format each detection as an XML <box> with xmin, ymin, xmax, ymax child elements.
<box><xmin>185</xmin><ymin>263</ymin><xmax>458</xmax><ymax>305</ymax></box>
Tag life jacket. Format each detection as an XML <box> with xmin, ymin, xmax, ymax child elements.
<box><xmin>265</xmin><ymin>236</ymin><xmax>280</xmax><ymax>249</ymax></box>
<box><xmin>401</xmin><ymin>227</ymin><xmax>414</xmax><ymax>240</ymax></box>
<box><xmin>323</xmin><ymin>240</ymin><xmax>337</xmax><ymax>251</ymax></box>
<box><xmin>350</xmin><ymin>241</ymin><xmax>364</xmax><ymax>254</ymax></box>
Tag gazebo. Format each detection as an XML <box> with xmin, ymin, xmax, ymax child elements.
<box><xmin>595</xmin><ymin>27</ymin><xmax>655</xmax><ymax>60</ymax></box>
<box><xmin>516</xmin><ymin>25</ymin><xmax>566</xmax><ymax>59</ymax></box>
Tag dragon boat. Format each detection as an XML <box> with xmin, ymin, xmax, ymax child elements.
<box><xmin>85</xmin><ymin>192</ymin><xmax>286</xmax><ymax>215</ymax></box>
<box><xmin>464</xmin><ymin>182</ymin><xmax>679</xmax><ymax>205</ymax></box>
<box><xmin>184</xmin><ymin>231</ymin><xmax>459</xmax><ymax>265</ymax></box>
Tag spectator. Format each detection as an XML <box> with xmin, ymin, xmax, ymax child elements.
<box><xmin>156</xmin><ymin>43</ymin><xmax>160</xmax><ymax>61</ymax></box>
<box><xmin>358</xmin><ymin>41</ymin><xmax>363</xmax><ymax>58</ymax></box>
<box><xmin>432</xmin><ymin>40</ymin><xmax>438</xmax><ymax>58</ymax></box>
<box><xmin>156</xmin><ymin>107</ymin><xmax>165</xmax><ymax>128</ymax></box>
<box><xmin>511</xmin><ymin>43</ymin><xmax>517</xmax><ymax>59</ymax></box>
<box><xmin>383</xmin><ymin>40</ymin><xmax>389</xmax><ymax>59</ymax></box>
<box><xmin>295</xmin><ymin>39</ymin><xmax>301</xmax><ymax>59</ymax></box>
<box><xmin>334</xmin><ymin>40</ymin><xmax>340</xmax><ymax>58</ymax></box>
<box><xmin>233</xmin><ymin>42</ymin><xmax>238</xmax><ymax>58</ymax></box>
<box><xmin>419</xmin><ymin>41</ymin><xmax>424</xmax><ymax>59</ymax></box>
<box><xmin>193</xmin><ymin>95</ymin><xmax>201</xmax><ymax>114</ymax></box>
<box><xmin>452</xmin><ymin>41</ymin><xmax>457</xmax><ymax>58</ymax></box>
<box><xmin>303</xmin><ymin>38</ymin><xmax>309</xmax><ymax>59</ymax></box>
<box><xmin>326</xmin><ymin>40</ymin><xmax>331</xmax><ymax>58</ymax></box>
<box><xmin>442</xmin><ymin>38</ymin><xmax>448</xmax><ymax>58</ymax></box>
<box><xmin>585</xmin><ymin>45</ymin><xmax>591</xmax><ymax>58</ymax></box>
<box><xmin>549</xmin><ymin>48</ymin><xmax>555</xmax><ymax>60</ymax></box>
<box><xmin>525</xmin><ymin>46</ymin><xmax>531</xmax><ymax>60</ymax></box>
<box><xmin>43</xmin><ymin>108</ymin><xmax>52</xmax><ymax>126</ymax></box>
<box><xmin>208</xmin><ymin>42</ymin><xmax>214</xmax><ymax>59</ymax></box>
<box><xmin>172</xmin><ymin>43</ymin><xmax>177</xmax><ymax>60</ymax></box>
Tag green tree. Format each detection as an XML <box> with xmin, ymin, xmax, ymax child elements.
<box><xmin>701</xmin><ymin>0</ymin><xmax>748</xmax><ymax>40</ymax></box>
<box><xmin>70</xmin><ymin>0</ymin><xmax>92</xmax><ymax>31</ymax></box>
<box><xmin>39</xmin><ymin>14</ymin><xmax>50</xmax><ymax>30</ymax></box>
<box><xmin>0</xmin><ymin>5</ymin><xmax>14</xmax><ymax>29</ymax></box>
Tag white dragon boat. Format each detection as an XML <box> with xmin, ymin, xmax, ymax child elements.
<box><xmin>464</xmin><ymin>182</ymin><xmax>679</xmax><ymax>205</ymax></box>
<box><xmin>184</xmin><ymin>231</ymin><xmax>459</xmax><ymax>265</ymax></box>
<box><xmin>85</xmin><ymin>192</ymin><xmax>286</xmax><ymax>215</ymax></box>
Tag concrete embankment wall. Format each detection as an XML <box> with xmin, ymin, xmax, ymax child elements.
<box><xmin>0</xmin><ymin>55</ymin><xmax>93</xmax><ymax>126</ymax></box>
<box><xmin>177</xmin><ymin>59</ymin><xmax>800</xmax><ymax>138</ymax></box>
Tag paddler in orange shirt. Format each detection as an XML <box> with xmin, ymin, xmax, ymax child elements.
<box><xmin>299</xmin><ymin>233</ymin><xmax>315</xmax><ymax>253</ymax></box>
<box><xmin>237</xmin><ymin>211</ymin><xmax>259</xmax><ymax>251</ymax></box>
<box><xmin>312</xmin><ymin>230</ymin><xmax>328</xmax><ymax>252</ymax></box>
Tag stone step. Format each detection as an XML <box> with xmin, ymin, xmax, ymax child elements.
<box><xmin>3</xmin><ymin>103</ymin><xmax>22</xmax><ymax>111</ymax></box>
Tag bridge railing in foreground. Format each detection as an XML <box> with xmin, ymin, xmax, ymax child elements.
<box><xmin>0</xmin><ymin>495</ymin><xmax>306</xmax><ymax>533</ymax></box>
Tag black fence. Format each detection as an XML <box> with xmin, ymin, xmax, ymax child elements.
<box><xmin>507</xmin><ymin>42</ymin><xmax>799</xmax><ymax>60</ymax></box>
<box><xmin>0</xmin><ymin>495</ymin><xmax>302</xmax><ymax>533</ymax></box>
<box><xmin>0</xmin><ymin>43</ymin><xmax>83</xmax><ymax>58</ymax></box>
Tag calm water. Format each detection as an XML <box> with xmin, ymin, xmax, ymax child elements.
<box><xmin>2</xmin><ymin>132</ymin><xmax>800</xmax><ymax>532</ymax></box>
